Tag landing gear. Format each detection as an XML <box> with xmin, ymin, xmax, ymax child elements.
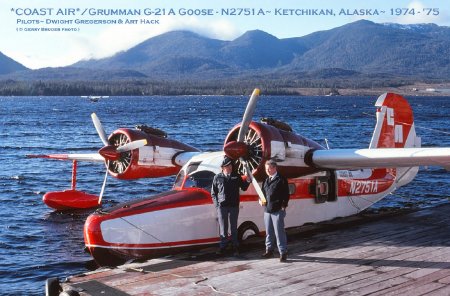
<box><xmin>238</xmin><ymin>221</ymin><xmax>259</xmax><ymax>242</ymax></box>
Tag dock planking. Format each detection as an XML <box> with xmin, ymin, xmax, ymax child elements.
<box><xmin>60</xmin><ymin>204</ymin><xmax>450</xmax><ymax>295</ymax></box>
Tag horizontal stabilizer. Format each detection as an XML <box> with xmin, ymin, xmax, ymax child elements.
<box><xmin>311</xmin><ymin>148</ymin><xmax>450</xmax><ymax>170</ymax></box>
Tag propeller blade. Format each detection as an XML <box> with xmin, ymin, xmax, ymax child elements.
<box><xmin>116</xmin><ymin>139</ymin><xmax>148</xmax><ymax>153</ymax></box>
<box><xmin>91</xmin><ymin>113</ymin><xmax>109</xmax><ymax>146</ymax></box>
<box><xmin>243</xmin><ymin>161</ymin><xmax>266</xmax><ymax>205</ymax></box>
<box><xmin>232</xmin><ymin>89</ymin><xmax>265</xmax><ymax>204</ymax></box>
<box><xmin>237</xmin><ymin>88</ymin><xmax>260</xmax><ymax>142</ymax></box>
<box><xmin>252</xmin><ymin>177</ymin><xmax>267</xmax><ymax>206</ymax></box>
<box><xmin>98</xmin><ymin>165</ymin><xmax>108</xmax><ymax>205</ymax></box>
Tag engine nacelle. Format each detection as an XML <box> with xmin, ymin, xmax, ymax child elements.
<box><xmin>105</xmin><ymin>128</ymin><xmax>199</xmax><ymax>179</ymax></box>
<box><xmin>224</xmin><ymin>121</ymin><xmax>325</xmax><ymax>180</ymax></box>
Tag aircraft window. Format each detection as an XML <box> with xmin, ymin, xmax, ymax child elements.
<box><xmin>288</xmin><ymin>183</ymin><xmax>296</xmax><ymax>195</ymax></box>
<box><xmin>173</xmin><ymin>170</ymin><xmax>185</xmax><ymax>188</ymax></box>
<box><xmin>186</xmin><ymin>162</ymin><xmax>201</xmax><ymax>174</ymax></box>
<box><xmin>184</xmin><ymin>177</ymin><xmax>196</xmax><ymax>188</ymax></box>
<box><xmin>184</xmin><ymin>171</ymin><xmax>216</xmax><ymax>190</ymax></box>
<box><xmin>318</xmin><ymin>182</ymin><xmax>329</xmax><ymax>195</ymax></box>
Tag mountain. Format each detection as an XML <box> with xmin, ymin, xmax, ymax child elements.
<box><xmin>71</xmin><ymin>20</ymin><xmax>450</xmax><ymax>79</ymax></box>
<box><xmin>3</xmin><ymin>20</ymin><xmax>450</xmax><ymax>81</ymax></box>
<box><xmin>74</xmin><ymin>31</ymin><xmax>227</xmax><ymax>75</ymax></box>
<box><xmin>218</xmin><ymin>30</ymin><xmax>305</xmax><ymax>69</ymax></box>
<box><xmin>73</xmin><ymin>30</ymin><xmax>306</xmax><ymax>76</ymax></box>
<box><xmin>284</xmin><ymin>20</ymin><xmax>450</xmax><ymax>78</ymax></box>
<box><xmin>0</xmin><ymin>52</ymin><xmax>28</xmax><ymax>75</ymax></box>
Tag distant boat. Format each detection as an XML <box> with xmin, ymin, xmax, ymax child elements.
<box><xmin>81</xmin><ymin>95</ymin><xmax>109</xmax><ymax>102</ymax></box>
<box><xmin>89</xmin><ymin>96</ymin><xmax>101</xmax><ymax>102</ymax></box>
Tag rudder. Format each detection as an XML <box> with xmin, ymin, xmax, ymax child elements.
<box><xmin>369</xmin><ymin>93</ymin><xmax>420</xmax><ymax>149</ymax></box>
<box><xmin>369</xmin><ymin>93</ymin><xmax>420</xmax><ymax>188</ymax></box>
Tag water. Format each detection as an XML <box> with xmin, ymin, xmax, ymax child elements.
<box><xmin>0</xmin><ymin>95</ymin><xmax>449</xmax><ymax>295</ymax></box>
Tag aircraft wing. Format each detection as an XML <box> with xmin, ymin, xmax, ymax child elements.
<box><xmin>27</xmin><ymin>153</ymin><xmax>104</xmax><ymax>163</ymax></box>
<box><xmin>310</xmin><ymin>147</ymin><xmax>450</xmax><ymax>170</ymax></box>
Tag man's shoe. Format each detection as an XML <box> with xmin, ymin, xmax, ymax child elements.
<box><xmin>233</xmin><ymin>247</ymin><xmax>240</xmax><ymax>256</ymax></box>
<box><xmin>280</xmin><ymin>253</ymin><xmax>287</xmax><ymax>262</ymax></box>
<box><xmin>261</xmin><ymin>250</ymin><xmax>274</xmax><ymax>258</ymax></box>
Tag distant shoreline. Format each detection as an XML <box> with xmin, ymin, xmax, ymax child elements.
<box><xmin>0</xmin><ymin>80</ymin><xmax>449</xmax><ymax>97</ymax></box>
<box><xmin>289</xmin><ymin>83</ymin><xmax>450</xmax><ymax>97</ymax></box>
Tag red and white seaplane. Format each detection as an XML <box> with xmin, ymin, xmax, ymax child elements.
<box><xmin>30</xmin><ymin>89</ymin><xmax>450</xmax><ymax>266</ymax></box>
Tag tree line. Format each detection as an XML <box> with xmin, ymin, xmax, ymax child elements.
<box><xmin>0</xmin><ymin>76</ymin><xmax>435</xmax><ymax>96</ymax></box>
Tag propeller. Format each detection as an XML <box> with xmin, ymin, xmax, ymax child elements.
<box><xmin>117</xmin><ymin>139</ymin><xmax>148</xmax><ymax>153</ymax></box>
<box><xmin>90</xmin><ymin>113</ymin><xmax>148</xmax><ymax>204</ymax></box>
<box><xmin>225</xmin><ymin>88</ymin><xmax>267</xmax><ymax>205</ymax></box>
<box><xmin>91</xmin><ymin>113</ymin><xmax>148</xmax><ymax>161</ymax></box>
<box><xmin>237</xmin><ymin>88</ymin><xmax>260</xmax><ymax>142</ymax></box>
<box><xmin>243</xmin><ymin>160</ymin><xmax>267</xmax><ymax>206</ymax></box>
<box><xmin>98</xmin><ymin>166</ymin><xmax>108</xmax><ymax>205</ymax></box>
<box><xmin>224</xmin><ymin>89</ymin><xmax>264</xmax><ymax>172</ymax></box>
<box><xmin>91</xmin><ymin>113</ymin><xmax>109</xmax><ymax>146</ymax></box>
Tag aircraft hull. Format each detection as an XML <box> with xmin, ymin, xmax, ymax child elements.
<box><xmin>84</xmin><ymin>168</ymin><xmax>401</xmax><ymax>266</ymax></box>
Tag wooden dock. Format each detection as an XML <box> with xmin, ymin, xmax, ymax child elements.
<box><xmin>59</xmin><ymin>204</ymin><xmax>450</xmax><ymax>296</ymax></box>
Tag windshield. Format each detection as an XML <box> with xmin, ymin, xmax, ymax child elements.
<box><xmin>173</xmin><ymin>170</ymin><xmax>185</xmax><ymax>189</ymax></box>
<box><xmin>184</xmin><ymin>170</ymin><xmax>215</xmax><ymax>190</ymax></box>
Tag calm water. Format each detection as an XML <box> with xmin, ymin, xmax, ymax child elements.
<box><xmin>0</xmin><ymin>95</ymin><xmax>449</xmax><ymax>295</ymax></box>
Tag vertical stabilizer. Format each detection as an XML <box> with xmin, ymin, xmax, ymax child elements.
<box><xmin>369</xmin><ymin>93</ymin><xmax>420</xmax><ymax>187</ymax></box>
<box><xmin>370</xmin><ymin>93</ymin><xmax>420</xmax><ymax>149</ymax></box>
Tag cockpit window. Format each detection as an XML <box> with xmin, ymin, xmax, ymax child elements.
<box><xmin>184</xmin><ymin>170</ymin><xmax>215</xmax><ymax>190</ymax></box>
<box><xmin>186</xmin><ymin>162</ymin><xmax>201</xmax><ymax>174</ymax></box>
<box><xmin>173</xmin><ymin>170</ymin><xmax>185</xmax><ymax>188</ymax></box>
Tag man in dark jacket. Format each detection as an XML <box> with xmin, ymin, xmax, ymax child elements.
<box><xmin>211</xmin><ymin>156</ymin><xmax>250</xmax><ymax>255</ymax></box>
<box><xmin>261</xmin><ymin>159</ymin><xmax>290</xmax><ymax>262</ymax></box>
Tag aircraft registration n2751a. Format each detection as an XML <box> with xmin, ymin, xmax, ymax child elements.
<box><xmin>29</xmin><ymin>90</ymin><xmax>450</xmax><ymax>266</ymax></box>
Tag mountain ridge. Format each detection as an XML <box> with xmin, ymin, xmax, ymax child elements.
<box><xmin>0</xmin><ymin>51</ymin><xmax>28</xmax><ymax>75</ymax></box>
<box><xmin>1</xmin><ymin>20</ymin><xmax>449</xmax><ymax>81</ymax></box>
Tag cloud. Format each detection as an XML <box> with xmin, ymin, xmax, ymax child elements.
<box><xmin>3</xmin><ymin>16</ymin><xmax>240</xmax><ymax>69</ymax></box>
<box><xmin>2</xmin><ymin>33</ymin><xmax>92</xmax><ymax>69</ymax></box>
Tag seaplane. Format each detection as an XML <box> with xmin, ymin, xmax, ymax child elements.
<box><xmin>29</xmin><ymin>89</ymin><xmax>450</xmax><ymax>266</ymax></box>
<box><xmin>80</xmin><ymin>95</ymin><xmax>110</xmax><ymax>102</ymax></box>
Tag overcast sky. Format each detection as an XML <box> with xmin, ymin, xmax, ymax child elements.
<box><xmin>1</xmin><ymin>0</ymin><xmax>449</xmax><ymax>69</ymax></box>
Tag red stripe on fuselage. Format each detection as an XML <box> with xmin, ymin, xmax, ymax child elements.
<box><xmin>93</xmin><ymin>171</ymin><xmax>396</xmax><ymax>221</ymax></box>
<box><xmin>87</xmin><ymin>236</ymin><xmax>219</xmax><ymax>249</ymax></box>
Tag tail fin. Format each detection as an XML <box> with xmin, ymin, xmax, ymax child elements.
<box><xmin>369</xmin><ymin>93</ymin><xmax>421</xmax><ymax>188</ymax></box>
<box><xmin>369</xmin><ymin>93</ymin><xmax>421</xmax><ymax>149</ymax></box>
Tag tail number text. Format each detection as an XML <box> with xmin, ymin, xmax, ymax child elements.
<box><xmin>350</xmin><ymin>180</ymin><xmax>378</xmax><ymax>194</ymax></box>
